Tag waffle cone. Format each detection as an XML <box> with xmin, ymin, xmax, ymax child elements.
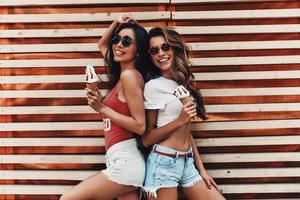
<box><xmin>86</xmin><ymin>82</ymin><xmax>98</xmax><ymax>91</ymax></box>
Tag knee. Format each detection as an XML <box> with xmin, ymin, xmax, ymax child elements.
<box><xmin>59</xmin><ymin>194</ymin><xmax>68</xmax><ymax>200</ymax></box>
<box><xmin>59</xmin><ymin>192</ymin><xmax>76</xmax><ymax>200</ymax></box>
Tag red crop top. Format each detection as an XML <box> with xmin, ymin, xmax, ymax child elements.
<box><xmin>102</xmin><ymin>85</ymin><xmax>134</xmax><ymax>151</ymax></box>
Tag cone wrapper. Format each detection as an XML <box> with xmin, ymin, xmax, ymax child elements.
<box><xmin>86</xmin><ymin>82</ymin><xmax>98</xmax><ymax>91</ymax></box>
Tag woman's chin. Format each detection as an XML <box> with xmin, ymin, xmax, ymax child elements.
<box><xmin>157</xmin><ymin>64</ymin><xmax>171</xmax><ymax>71</ymax></box>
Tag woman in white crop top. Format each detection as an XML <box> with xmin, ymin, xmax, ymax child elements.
<box><xmin>140</xmin><ymin>27</ymin><xmax>226</xmax><ymax>200</ymax></box>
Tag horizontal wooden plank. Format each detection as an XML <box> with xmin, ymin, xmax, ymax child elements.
<box><xmin>0</xmin><ymin>122</ymin><xmax>103</xmax><ymax>131</ymax></box>
<box><xmin>0</xmin><ymin>12</ymin><xmax>170</xmax><ymax>23</ymax></box>
<box><xmin>2</xmin><ymin>103</ymin><xmax>300</xmax><ymax>115</ymax></box>
<box><xmin>0</xmin><ymin>75</ymin><xmax>107</xmax><ymax>84</ymax></box>
<box><xmin>0</xmin><ymin>170</ymin><xmax>96</xmax><ymax>180</ymax></box>
<box><xmin>201</xmin><ymin>152</ymin><xmax>300</xmax><ymax>163</ymax></box>
<box><xmin>2</xmin><ymin>56</ymin><xmax>300</xmax><ymax>68</ymax></box>
<box><xmin>196</xmin><ymin>135</ymin><xmax>300</xmax><ymax>147</ymax></box>
<box><xmin>0</xmin><ymin>185</ymin><xmax>71</xmax><ymax>194</ymax></box>
<box><xmin>1</xmin><ymin>167</ymin><xmax>299</xmax><ymax>180</ymax></box>
<box><xmin>191</xmin><ymin>56</ymin><xmax>300</xmax><ymax>66</ymax></box>
<box><xmin>194</xmin><ymin>71</ymin><xmax>300</xmax><ymax>81</ymax></box>
<box><xmin>3</xmin><ymin>40</ymin><xmax>300</xmax><ymax>53</ymax></box>
<box><xmin>1</xmin><ymin>119</ymin><xmax>300</xmax><ymax>131</ymax></box>
<box><xmin>0</xmin><ymin>43</ymin><xmax>99</xmax><ymax>53</ymax></box>
<box><xmin>0</xmin><ymin>0</ymin><xmax>169</xmax><ymax>6</ymax></box>
<box><xmin>173</xmin><ymin>9</ymin><xmax>300</xmax><ymax>20</ymax></box>
<box><xmin>0</xmin><ymin>28</ymin><xmax>108</xmax><ymax>38</ymax></box>
<box><xmin>1</xmin><ymin>152</ymin><xmax>299</xmax><ymax>164</ymax></box>
<box><xmin>0</xmin><ymin>138</ymin><xmax>104</xmax><ymax>147</ymax></box>
<box><xmin>0</xmin><ymin>183</ymin><xmax>299</xmax><ymax>194</ymax></box>
<box><xmin>0</xmin><ymin>135</ymin><xmax>298</xmax><ymax>147</ymax></box>
<box><xmin>220</xmin><ymin>183</ymin><xmax>300</xmax><ymax>194</ymax></box>
<box><xmin>0</xmin><ymin>90</ymin><xmax>86</xmax><ymax>98</ymax></box>
<box><xmin>189</xmin><ymin>40</ymin><xmax>300</xmax><ymax>51</ymax></box>
<box><xmin>175</xmin><ymin>24</ymin><xmax>300</xmax><ymax>34</ymax></box>
<box><xmin>201</xmin><ymin>87</ymin><xmax>300</xmax><ymax>97</ymax></box>
<box><xmin>1</xmin><ymin>71</ymin><xmax>299</xmax><ymax>84</ymax></box>
<box><xmin>1</xmin><ymin>24</ymin><xmax>300</xmax><ymax>38</ymax></box>
<box><xmin>207</xmin><ymin>103</ymin><xmax>300</xmax><ymax>113</ymax></box>
<box><xmin>194</xmin><ymin>119</ymin><xmax>300</xmax><ymax>131</ymax></box>
<box><xmin>171</xmin><ymin>0</ymin><xmax>285</xmax><ymax>3</ymax></box>
<box><xmin>0</xmin><ymin>155</ymin><xmax>105</xmax><ymax>164</ymax></box>
<box><xmin>0</xmin><ymin>58</ymin><xmax>104</xmax><ymax>68</ymax></box>
<box><xmin>2</xmin><ymin>87</ymin><xmax>300</xmax><ymax>98</ymax></box>
<box><xmin>238</xmin><ymin>199</ymin><xmax>298</xmax><ymax>200</ymax></box>
<box><xmin>0</xmin><ymin>106</ymin><xmax>97</xmax><ymax>115</ymax></box>
<box><xmin>209</xmin><ymin>168</ymin><xmax>300</xmax><ymax>178</ymax></box>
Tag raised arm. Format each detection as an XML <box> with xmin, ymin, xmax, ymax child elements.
<box><xmin>98</xmin><ymin>14</ymin><xmax>136</xmax><ymax>57</ymax></box>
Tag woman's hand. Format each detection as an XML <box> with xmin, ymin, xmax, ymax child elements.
<box><xmin>178</xmin><ymin>101</ymin><xmax>197</xmax><ymax>125</ymax></box>
<box><xmin>200</xmin><ymin>169</ymin><xmax>219</xmax><ymax>190</ymax></box>
<box><xmin>116</xmin><ymin>13</ymin><xmax>137</xmax><ymax>24</ymax></box>
<box><xmin>86</xmin><ymin>88</ymin><xmax>105</xmax><ymax>113</ymax></box>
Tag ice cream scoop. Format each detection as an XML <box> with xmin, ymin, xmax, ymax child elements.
<box><xmin>85</xmin><ymin>65</ymin><xmax>100</xmax><ymax>91</ymax></box>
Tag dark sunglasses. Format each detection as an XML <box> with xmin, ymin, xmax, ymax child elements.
<box><xmin>149</xmin><ymin>43</ymin><xmax>171</xmax><ymax>56</ymax></box>
<box><xmin>111</xmin><ymin>34</ymin><xmax>135</xmax><ymax>47</ymax></box>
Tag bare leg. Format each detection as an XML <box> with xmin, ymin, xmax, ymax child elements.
<box><xmin>183</xmin><ymin>180</ymin><xmax>226</xmax><ymax>200</ymax></box>
<box><xmin>147</xmin><ymin>188</ymin><xmax>177</xmax><ymax>200</ymax></box>
<box><xmin>60</xmin><ymin>172</ymin><xmax>137</xmax><ymax>200</ymax></box>
<box><xmin>118</xmin><ymin>190</ymin><xmax>140</xmax><ymax>200</ymax></box>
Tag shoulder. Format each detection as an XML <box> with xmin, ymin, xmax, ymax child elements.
<box><xmin>145</xmin><ymin>76</ymin><xmax>165</xmax><ymax>87</ymax></box>
<box><xmin>144</xmin><ymin>77</ymin><xmax>164</xmax><ymax>95</ymax></box>
<box><xmin>120</xmin><ymin>69</ymin><xmax>143</xmax><ymax>87</ymax></box>
<box><xmin>145</xmin><ymin>77</ymin><xmax>175</xmax><ymax>91</ymax></box>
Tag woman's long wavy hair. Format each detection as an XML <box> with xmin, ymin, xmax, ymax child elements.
<box><xmin>148</xmin><ymin>27</ymin><xmax>207</xmax><ymax>120</ymax></box>
<box><xmin>104</xmin><ymin>23</ymin><xmax>151</xmax><ymax>88</ymax></box>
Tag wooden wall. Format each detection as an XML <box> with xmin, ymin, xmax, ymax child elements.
<box><xmin>1</xmin><ymin>0</ymin><xmax>300</xmax><ymax>199</ymax></box>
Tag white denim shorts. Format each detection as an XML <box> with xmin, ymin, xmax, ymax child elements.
<box><xmin>102</xmin><ymin>138</ymin><xmax>146</xmax><ymax>187</ymax></box>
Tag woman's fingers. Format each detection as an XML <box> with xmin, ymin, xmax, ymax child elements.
<box><xmin>183</xmin><ymin>101</ymin><xmax>194</xmax><ymax>107</ymax></box>
<box><xmin>117</xmin><ymin>13</ymin><xmax>136</xmax><ymax>24</ymax></box>
<box><xmin>204</xmin><ymin>177</ymin><xmax>212</xmax><ymax>189</ymax></box>
<box><xmin>210</xmin><ymin>178</ymin><xmax>219</xmax><ymax>190</ymax></box>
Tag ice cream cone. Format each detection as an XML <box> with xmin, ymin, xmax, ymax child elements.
<box><xmin>85</xmin><ymin>64</ymin><xmax>100</xmax><ymax>91</ymax></box>
<box><xmin>174</xmin><ymin>85</ymin><xmax>201</xmax><ymax>122</ymax></box>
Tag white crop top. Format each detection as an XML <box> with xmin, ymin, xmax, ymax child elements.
<box><xmin>144</xmin><ymin>76</ymin><xmax>183</xmax><ymax>127</ymax></box>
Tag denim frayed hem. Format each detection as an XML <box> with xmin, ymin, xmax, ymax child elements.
<box><xmin>181</xmin><ymin>176</ymin><xmax>203</xmax><ymax>188</ymax></box>
<box><xmin>102</xmin><ymin>170</ymin><xmax>143</xmax><ymax>188</ymax></box>
<box><xmin>143</xmin><ymin>187</ymin><xmax>158</xmax><ymax>199</ymax></box>
<box><xmin>143</xmin><ymin>185</ymin><xmax>178</xmax><ymax>199</ymax></box>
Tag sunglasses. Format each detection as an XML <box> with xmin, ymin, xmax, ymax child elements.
<box><xmin>149</xmin><ymin>43</ymin><xmax>171</xmax><ymax>56</ymax></box>
<box><xmin>111</xmin><ymin>34</ymin><xmax>135</xmax><ymax>47</ymax></box>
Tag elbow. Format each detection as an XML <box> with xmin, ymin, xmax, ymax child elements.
<box><xmin>97</xmin><ymin>42</ymin><xmax>103</xmax><ymax>50</ymax></box>
<box><xmin>98</xmin><ymin>38</ymin><xmax>105</xmax><ymax>49</ymax></box>
<box><xmin>135</xmin><ymin>123</ymin><xmax>146</xmax><ymax>135</ymax></box>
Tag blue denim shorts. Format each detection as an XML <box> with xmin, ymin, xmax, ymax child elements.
<box><xmin>143</xmin><ymin>144</ymin><xmax>202</xmax><ymax>198</ymax></box>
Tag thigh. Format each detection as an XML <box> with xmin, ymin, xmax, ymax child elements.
<box><xmin>183</xmin><ymin>180</ymin><xmax>226</xmax><ymax>200</ymax></box>
<box><xmin>118</xmin><ymin>190</ymin><xmax>139</xmax><ymax>200</ymax></box>
<box><xmin>61</xmin><ymin>172</ymin><xmax>136</xmax><ymax>200</ymax></box>
<box><xmin>147</xmin><ymin>188</ymin><xmax>177</xmax><ymax>200</ymax></box>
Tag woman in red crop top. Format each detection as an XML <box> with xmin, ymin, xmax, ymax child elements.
<box><xmin>60</xmin><ymin>14</ymin><xmax>151</xmax><ymax>200</ymax></box>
